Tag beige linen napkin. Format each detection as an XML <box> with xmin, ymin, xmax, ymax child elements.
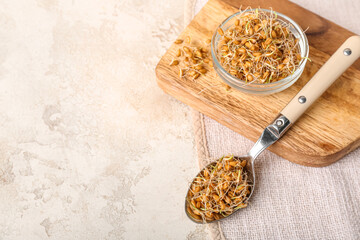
<box><xmin>186</xmin><ymin>0</ymin><xmax>360</xmax><ymax>239</ymax></box>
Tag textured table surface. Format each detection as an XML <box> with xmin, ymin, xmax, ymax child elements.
<box><xmin>0</xmin><ymin>1</ymin><xmax>207</xmax><ymax>239</ymax></box>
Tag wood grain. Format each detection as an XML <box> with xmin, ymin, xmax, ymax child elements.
<box><xmin>155</xmin><ymin>0</ymin><xmax>360</xmax><ymax>167</ymax></box>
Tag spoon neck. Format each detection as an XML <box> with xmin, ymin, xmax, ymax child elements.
<box><xmin>249</xmin><ymin>114</ymin><xmax>292</xmax><ymax>161</ymax></box>
<box><xmin>248</xmin><ymin>128</ymin><xmax>276</xmax><ymax>160</ymax></box>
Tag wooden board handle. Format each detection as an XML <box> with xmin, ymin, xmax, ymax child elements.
<box><xmin>281</xmin><ymin>36</ymin><xmax>360</xmax><ymax>123</ymax></box>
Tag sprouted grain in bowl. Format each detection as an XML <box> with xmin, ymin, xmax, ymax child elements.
<box><xmin>186</xmin><ymin>155</ymin><xmax>253</xmax><ymax>223</ymax></box>
<box><xmin>216</xmin><ymin>8</ymin><xmax>302</xmax><ymax>84</ymax></box>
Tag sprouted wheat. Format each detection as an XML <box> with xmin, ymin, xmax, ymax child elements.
<box><xmin>170</xmin><ymin>37</ymin><xmax>212</xmax><ymax>80</ymax></box>
<box><xmin>186</xmin><ymin>155</ymin><xmax>253</xmax><ymax>223</ymax></box>
<box><xmin>216</xmin><ymin>8</ymin><xmax>302</xmax><ymax>83</ymax></box>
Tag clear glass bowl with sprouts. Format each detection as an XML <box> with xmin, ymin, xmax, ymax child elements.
<box><xmin>211</xmin><ymin>9</ymin><xmax>309</xmax><ymax>95</ymax></box>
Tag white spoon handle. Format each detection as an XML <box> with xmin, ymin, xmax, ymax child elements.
<box><xmin>281</xmin><ymin>36</ymin><xmax>360</xmax><ymax>123</ymax></box>
<box><xmin>249</xmin><ymin>36</ymin><xmax>360</xmax><ymax>160</ymax></box>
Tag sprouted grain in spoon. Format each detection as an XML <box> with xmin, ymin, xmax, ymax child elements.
<box><xmin>186</xmin><ymin>155</ymin><xmax>252</xmax><ymax>223</ymax></box>
<box><xmin>217</xmin><ymin>8</ymin><xmax>302</xmax><ymax>83</ymax></box>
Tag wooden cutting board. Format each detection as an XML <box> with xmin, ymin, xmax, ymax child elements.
<box><xmin>155</xmin><ymin>0</ymin><xmax>360</xmax><ymax>167</ymax></box>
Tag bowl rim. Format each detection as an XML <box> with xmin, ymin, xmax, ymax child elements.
<box><xmin>211</xmin><ymin>8</ymin><xmax>309</xmax><ymax>87</ymax></box>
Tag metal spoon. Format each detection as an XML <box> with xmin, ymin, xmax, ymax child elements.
<box><xmin>185</xmin><ymin>36</ymin><xmax>360</xmax><ymax>223</ymax></box>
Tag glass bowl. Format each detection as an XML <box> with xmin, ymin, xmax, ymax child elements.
<box><xmin>211</xmin><ymin>9</ymin><xmax>309</xmax><ymax>95</ymax></box>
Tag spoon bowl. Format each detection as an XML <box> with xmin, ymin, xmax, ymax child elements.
<box><xmin>185</xmin><ymin>155</ymin><xmax>255</xmax><ymax>223</ymax></box>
